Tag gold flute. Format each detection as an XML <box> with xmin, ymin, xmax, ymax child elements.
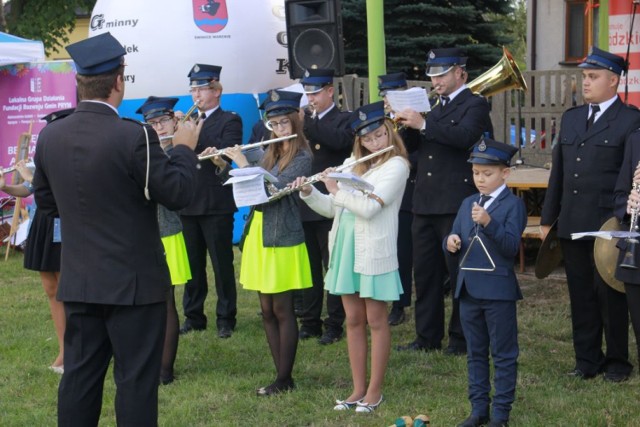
<box><xmin>267</xmin><ymin>145</ymin><xmax>395</xmax><ymax>202</ymax></box>
<box><xmin>197</xmin><ymin>134</ymin><xmax>298</xmax><ymax>161</ymax></box>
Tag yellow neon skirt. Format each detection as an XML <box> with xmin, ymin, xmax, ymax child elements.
<box><xmin>239</xmin><ymin>211</ymin><xmax>312</xmax><ymax>294</ymax></box>
<box><xmin>161</xmin><ymin>232</ymin><xmax>192</xmax><ymax>285</ymax></box>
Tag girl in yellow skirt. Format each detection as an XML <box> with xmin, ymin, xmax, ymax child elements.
<box><xmin>137</xmin><ymin>97</ymin><xmax>192</xmax><ymax>385</ymax></box>
<box><xmin>294</xmin><ymin>101</ymin><xmax>409</xmax><ymax>413</ymax></box>
<box><xmin>203</xmin><ymin>89</ymin><xmax>312</xmax><ymax>395</ymax></box>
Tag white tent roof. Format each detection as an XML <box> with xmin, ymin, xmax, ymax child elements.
<box><xmin>0</xmin><ymin>31</ymin><xmax>45</xmax><ymax>66</ymax></box>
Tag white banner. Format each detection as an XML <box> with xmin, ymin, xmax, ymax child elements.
<box><xmin>90</xmin><ymin>0</ymin><xmax>294</xmax><ymax>98</ymax></box>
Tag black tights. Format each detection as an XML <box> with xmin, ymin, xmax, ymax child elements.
<box><xmin>161</xmin><ymin>287</ymin><xmax>179</xmax><ymax>381</ymax></box>
<box><xmin>259</xmin><ymin>291</ymin><xmax>298</xmax><ymax>386</ymax></box>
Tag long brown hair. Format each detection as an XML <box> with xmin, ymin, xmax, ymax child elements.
<box><xmin>351</xmin><ymin>119</ymin><xmax>408</xmax><ymax>176</ymax></box>
<box><xmin>261</xmin><ymin>111</ymin><xmax>311</xmax><ymax>172</ymax></box>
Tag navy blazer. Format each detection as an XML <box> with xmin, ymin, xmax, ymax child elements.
<box><xmin>446</xmin><ymin>187</ymin><xmax>526</xmax><ymax>301</ymax></box>
<box><xmin>33</xmin><ymin>101</ymin><xmax>198</xmax><ymax>305</ymax></box>
<box><xmin>181</xmin><ymin>107</ymin><xmax>242</xmax><ymax>216</ymax></box>
<box><xmin>542</xmin><ymin>98</ymin><xmax>640</xmax><ymax>238</ymax></box>
<box><xmin>300</xmin><ymin>105</ymin><xmax>353</xmax><ymax>221</ymax></box>
<box><xmin>411</xmin><ymin>88</ymin><xmax>493</xmax><ymax>215</ymax></box>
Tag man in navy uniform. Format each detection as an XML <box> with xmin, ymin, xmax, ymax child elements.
<box><xmin>33</xmin><ymin>32</ymin><xmax>199</xmax><ymax>426</ymax></box>
<box><xmin>541</xmin><ymin>46</ymin><xmax>640</xmax><ymax>382</ymax></box>
<box><xmin>180</xmin><ymin>64</ymin><xmax>242</xmax><ymax>338</ymax></box>
<box><xmin>298</xmin><ymin>68</ymin><xmax>353</xmax><ymax>344</ymax></box>
<box><xmin>378</xmin><ymin>72</ymin><xmax>415</xmax><ymax>326</ymax></box>
<box><xmin>396</xmin><ymin>48</ymin><xmax>493</xmax><ymax>354</ymax></box>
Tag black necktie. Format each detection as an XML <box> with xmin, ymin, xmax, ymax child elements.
<box><xmin>441</xmin><ymin>96</ymin><xmax>450</xmax><ymax>107</ymax></box>
<box><xmin>200</xmin><ymin>112</ymin><xmax>207</xmax><ymax>121</ymax></box>
<box><xmin>587</xmin><ymin>104</ymin><xmax>600</xmax><ymax>130</ymax></box>
<box><xmin>479</xmin><ymin>194</ymin><xmax>491</xmax><ymax>207</ymax></box>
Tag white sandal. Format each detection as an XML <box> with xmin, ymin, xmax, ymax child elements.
<box><xmin>355</xmin><ymin>395</ymin><xmax>384</xmax><ymax>413</ymax></box>
<box><xmin>333</xmin><ymin>397</ymin><xmax>364</xmax><ymax>411</ymax></box>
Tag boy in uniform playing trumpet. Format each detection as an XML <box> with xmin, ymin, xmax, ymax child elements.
<box><xmin>445</xmin><ymin>138</ymin><xmax>526</xmax><ymax>427</ymax></box>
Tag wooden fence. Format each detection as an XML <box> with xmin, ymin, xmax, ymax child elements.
<box><xmin>334</xmin><ymin>69</ymin><xmax>584</xmax><ymax>168</ymax></box>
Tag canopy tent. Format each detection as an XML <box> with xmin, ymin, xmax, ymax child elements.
<box><xmin>0</xmin><ymin>31</ymin><xmax>45</xmax><ymax>66</ymax></box>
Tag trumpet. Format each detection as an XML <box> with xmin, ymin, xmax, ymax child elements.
<box><xmin>620</xmin><ymin>160</ymin><xmax>640</xmax><ymax>269</ymax></box>
<box><xmin>197</xmin><ymin>134</ymin><xmax>298</xmax><ymax>161</ymax></box>
<box><xmin>267</xmin><ymin>145</ymin><xmax>395</xmax><ymax>202</ymax></box>
<box><xmin>304</xmin><ymin>104</ymin><xmax>317</xmax><ymax>119</ymax></box>
<box><xmin>180</xmin><ymin>100</ymin><xmax>201</xmax><ymax>123</ymax></box>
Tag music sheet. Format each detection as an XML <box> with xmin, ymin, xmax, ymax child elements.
<box><xmin>385</xmin><ymin>87</ymin><xmax>431</xmax><ymax>113</ymax></box>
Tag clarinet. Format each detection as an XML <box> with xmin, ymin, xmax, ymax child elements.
<box><xmin>620</xmin><ymin>160</ymin><xmax>640</xmax><ymax>269</ymax></box>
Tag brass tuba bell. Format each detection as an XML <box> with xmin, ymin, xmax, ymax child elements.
<box><xmin>467</xmin><ymin>47</ymin><xmax>528</xmax><ymax>97</ymax></box>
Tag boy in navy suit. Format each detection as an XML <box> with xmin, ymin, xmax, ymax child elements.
<box><xmin>445</xmin><ymin>138</ymin><xmax>526</xmax><ymax>427</ymax></box>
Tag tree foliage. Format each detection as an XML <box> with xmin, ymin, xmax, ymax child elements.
<box><xmin>342</xmin><ymin>0</ymin><xmax>515</xmax><ymax>80</ymax></box>
<box><xmin>1</xmin><ymin>0</ymin><xmax>96</xmax><ymax>54</ymax></box>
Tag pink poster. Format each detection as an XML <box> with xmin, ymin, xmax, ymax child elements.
<box><xmin>609</xmin><ymin>0</ymin><xmax>640</xmax><ymax>107</ymax></box>
<box><xmin>0</xmin><ymin>61</ymin><xmax>77</xmax><ymax>191</ymax></box>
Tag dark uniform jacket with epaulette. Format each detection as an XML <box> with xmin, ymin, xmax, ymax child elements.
<box><xmin>542</xmin><ymin>97</ymin><xmax>640</xmax><ymax>239</ymax></box>
<box><xmin>300</xmin><ymin>104</ymin><xmax>353</xmax><ymax>221</ymax></box>
<box><xmin>33</xmin><ymin>101</ymin><xmax>198</xmax><ymax>305</ymax></box>
<box><xmin>407</xmin><ymin>88</ymin><xmax>493</xmax><ymax>215</ymax></box>
<box><xmin>181</xmin><ymin>107</ymin><xmax>242</xmax><ymax>215</ymax></box>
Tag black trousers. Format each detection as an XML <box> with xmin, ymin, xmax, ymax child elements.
<box><xmin>561</xmin><ymin>238</ymin><xmax>631</xmax><ymax>376</ymax></box>
<box><xmin>299</xmin><ymin>220</ymin><xmax>345</xmax><ymax>334</ymax></box>
<box><xmin>412</xmin><ymin>213</ymin><xmax>465</xmax><ymax>349</ymax></box>
<box><xmin>624</xmin><ymin>283</ymin><xmax>640</xmax><ymax>363</ymax></box>
<box><xmin>393</xmin><ymin>209</ymin><xmax>414</xmax><ymax>309</ymax></box>
<box><xmin>181</xmin><ymin>214</ymin><xmax>237</xmax><ymax>331</ymax></box>
<box><xmin>58</xmin><ymin>301</ymin><xmax>166</xmax><ymax>427</ymax></box>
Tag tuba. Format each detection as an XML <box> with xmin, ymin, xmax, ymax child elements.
<box><xmin>467</xmin><ymin>46</ymin><xmax>528</xmax><ymax>97</ymax></box>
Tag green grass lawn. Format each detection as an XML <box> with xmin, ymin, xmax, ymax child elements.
<box><xmin>1</xmin><ymin>248</ymin><xmax>639</xmax><ymax>426</ymax></box>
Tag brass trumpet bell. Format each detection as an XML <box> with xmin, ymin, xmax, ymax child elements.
<box><xmin>467</xmin><ymin>47</ymin><xmax>528</xmax><ymax>97</ymax></box>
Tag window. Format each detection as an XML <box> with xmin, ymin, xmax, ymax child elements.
<box><xmin>564</xmin><ymin>0</ymin><xmax>599</xmax><ymax>63</ymax></box>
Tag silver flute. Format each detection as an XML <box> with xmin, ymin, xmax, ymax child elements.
<box><xmin>197</xmin><ymin>134</ymin><xmax>298</xmax><ymax>161</ymax></box>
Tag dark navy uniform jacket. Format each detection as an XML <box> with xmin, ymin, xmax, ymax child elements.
<box><xmin>408</xmin><ymin>88</ymin><xmax>493</xmax><ymax>216</ymax></box>
<box><xmin>542</xmin><ymin>98</ymin><xmax>640</xmax><ymax>239</ymax></box>
<box><xmin>33</xmin><ymin>101</ymin><xmax>198</xmax><ymax>305</ymax></box>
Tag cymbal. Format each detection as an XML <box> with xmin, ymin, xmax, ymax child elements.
<box><xmin>594</xmin><ymin>217</ymin><xmax>625</xmax><ymax>293</ymax></box>
<box><xmin>535</xmin><ymin>223</ymin><xmax>562</xmax><ymax>279</ymax></box>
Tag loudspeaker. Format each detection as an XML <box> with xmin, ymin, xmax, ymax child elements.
<box><xmin>285</xmin><ymin>0</ymin><xmax>345</xmax><ymax>79</ymax></box>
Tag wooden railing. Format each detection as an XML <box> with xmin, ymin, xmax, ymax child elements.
<box><xmin>335</xmin><ymin>69</ymin><xmax>584</xmax><ymax>167</ymax></box>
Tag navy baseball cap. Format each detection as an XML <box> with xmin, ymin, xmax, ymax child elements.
<box><xmin>263</xmin><ymin>90</ymin><xmax>302</xmax><ymax>118</ymax></box>
<box><xmin>188</xmin><ymin>64</ymin><xmax>222</xmax><ymax>87</ymax></box>
<box><xmin>378</xmin><ymin>72</ymin><xmax>408</xmax><ymax>96</ymax></box>
<box><xmin>135</xmin><ymin>97</ymin><xmax>179</xmax><ymax>121</ymax></box>
<box><xmin>351</xmin><ymin>101</ymin><xmax>386</xmax><ymax>137</ymax></box>
<box><xmin>300</xmin><ymin>68</ymin><xmax>335</xmax><ymax>93</ymax></box>
<box><xmin>578</xmin><ymin>46</ymin><xmax>626</xmax><ymax>75</ymax></box>
<box><xmin>426</xmin><ymin>48</ymin><xmax>467</xmax><ymax>77</ymax></box>
<box><xmin>468</xmin><ymin>137</ymin><xmax>518</xmax><ymax>166</ymax></box>
<box><xmin>65</xmin><ymin>32</ymin><xmax>126</xmax><ymax>75</ymax></box>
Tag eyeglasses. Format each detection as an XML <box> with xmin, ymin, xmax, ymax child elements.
<box><xmin>147</xmin><ymin>117</ymin><xmax>173</xmax><ymax>128</ymax></box>
<box><xmin>189</xmin><ymin>87</ymin><xmax>213</xmax><ymax>94</ymax></box>
<box><xmin>361</xmin><ymin>129</ymin><xmax>388</xmax><ymax>144</ymax></box>
<box><xmin>267</xmin><ymin>118</ymin><xmax>291</xmax><ymax>128</ymax></box>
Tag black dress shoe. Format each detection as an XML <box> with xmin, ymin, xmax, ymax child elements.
<box><xmin>179</xmin><ymin>323</ymin><xmax>206</xmax><ymax>335</ymax></box>
<box><xmin>396</xmin><ymin>341</ymin><xmax>439</xmax><ymax>352</ymax></box>
<box><xmin>567</xmin><ymin>368</ymin><xmax>597</xmax><ymax>380</ymax></box>
<box><xmin>487</xmin><ymin>420</ymin><xmax>508</xmax><ymax>427</ymax></box>
<box><xmin>299</xmin><ymin>329</ymin><xmax>322</xmax><ymax>340</ymax></box>
<box><xmin>217</xmin><ymin>327</ymin><xmax>233</xmax><ymax>338</ymax></box>
<box><xmin>160</xmin><ymin>375</ymin><xmax>174</xmax><ymax>385</ymax></box>
<box><xmin>318</xmin><ymin>329</ymin><xmax>342</xmax><ymax>345</ymax></box>
<box><xmin>457</xmin><ymin>414</ymin><xmax>490</xmax><ymax>427</ymax></box>
<box><xmin>256</xmin><ymin>379</ymin><xmax>295</xmax><ymax>396</ymax></box>
<box><xmin>604</xmin><ymin>371</ymin><xmax>630</xmax><ymax>383</ymax></box>
<box><xmin>388</xmin><ymin>307</ymin><xmax>406</xmax><ymax>326</ymax></box>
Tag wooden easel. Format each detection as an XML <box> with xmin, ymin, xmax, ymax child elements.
<box><xmin>4</xmin><ymin>125</ymin><xmax>32</xmax><ymax>260</ymax></box>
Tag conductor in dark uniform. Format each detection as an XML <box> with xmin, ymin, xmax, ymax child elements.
<box><xmin>395</xmin><ymin>48</ymin><xmax>493</xmax><ymax>354</ymax></box>
<box><xmin>298</xmin><ymin>68</ymin><xmax>353</xmax><ymax>344</ymax></box>
<box><xmin>378</xmin><ymin>72</ymin><xmax>416</xmax><ymax>326</ymax></box>
<box><xmin>541</xmin><ymin>47</ymin><xmax>640</xmax><ymax>382</ymax></box>
<box><xmin>180</xmin><ymin>64</ymin><xmax>242</xmax><ymax>338</ymax></box>
<box><xmin>33</xmin><ymin>32</ymin><xmax>199</xmax><ymax>426</ymax></box>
